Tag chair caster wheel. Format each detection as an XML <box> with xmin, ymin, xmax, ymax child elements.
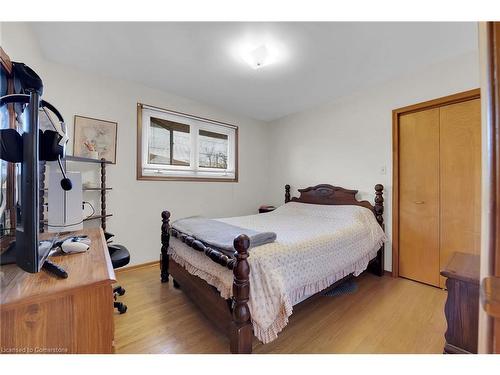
<box><xmin>115</xmin><ymin>286</ymin><xmax>126</xmax><ymax>296</ymax></box>
<box><xmin>173</xmin><ymin>279</ymin><xmax>180</xmax><ymax>289</ymax></box>
<box><xmin>114</xmin><ymin>301</ymin><xmax>127</xmax><ymax>314</ymax></box>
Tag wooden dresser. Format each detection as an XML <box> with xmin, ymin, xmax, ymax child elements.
<box><xmin>440</xmin><ymin>252</ymin><xmax>480</xmax><ymax>354</ymax></box>
<box><xmin>0</xmin><ymin>228</ymin><xmax>116</xmax><ymax>354</ymax></box>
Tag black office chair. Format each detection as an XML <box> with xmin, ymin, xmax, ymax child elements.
<box><xmin>105</xmin><ymin>232</ymin><xmax>130</xmax><ymax>314</ymax></box>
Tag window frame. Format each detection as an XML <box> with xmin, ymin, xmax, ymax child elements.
<box><xmin>137</xmin><ymin>103</ymin><xmax>238</xmax><ymax>182</ymax></box>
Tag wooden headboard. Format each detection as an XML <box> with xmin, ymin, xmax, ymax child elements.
<box><xmin>285</xmin><ymin>184</ymin><xmax>384</xmax><ymax>227</ymax></box>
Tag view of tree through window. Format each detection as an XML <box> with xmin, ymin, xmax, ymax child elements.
<box><xmin>148</xmin><ymin>117</ymin><xmax>190</xmax><ymax>166</ymax></box>
<box><xmin>198</xmin><ymin>129</ymin><xmax>228</xmax><ymax>169</ymax></box>
<box><xmin>140</xmin><ymin>104</ymin><xmax>237</xmax><ymax>180</ymax></box>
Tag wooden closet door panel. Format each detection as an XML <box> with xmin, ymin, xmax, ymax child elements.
<box><xmin>439</xmin><ymin>98</ymin><xmax>481</xmax><ymax>288</ymax></box>
<box><xmin>399</xmin><ymin>109</ymin><xmax>440</xmax><ymax>287</ymax></box>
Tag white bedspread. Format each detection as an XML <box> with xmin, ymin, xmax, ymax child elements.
<box><xmin>168</xmin><ymin>202</ymin><xmax>386</xmax><ymax>343</ymax></box>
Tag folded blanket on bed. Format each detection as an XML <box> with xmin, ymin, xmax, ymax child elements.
<box><xmin>171</xmin><ymin>216</ymin><xmax>277</xmax><ymax>252</ymax></box>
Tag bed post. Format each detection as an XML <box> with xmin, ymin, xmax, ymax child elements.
<box><xmin>230</xmin><ymin>234</ymin><xmax>253</xmax><ymax>354</ymax></box>
<box><xmin>161</xmin><ymin>210</ymin><xmax>171</xmax><ymax>283</ymax></box>
<box><xmin>374</xmin><ymin>184</ymin><xmax>384</xmax><ymax>228</ymax></box>
<box><xmin>368</xmin><ymin>184</ymin><xmax>385</xmax><ymax>277</ymax></box>
<box><xmin>285</xmin><ymin>184</ymin><xmax>291</xmax><ymax>203</ymax></box>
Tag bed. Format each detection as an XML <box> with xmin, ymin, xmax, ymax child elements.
<box><xmin>160</xmin><ymin>183</ymin><xmax>385</xmax><ymax>353</ymax></box>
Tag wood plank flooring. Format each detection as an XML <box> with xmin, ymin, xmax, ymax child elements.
<box><xmin>114</xmin><ymin>265</ymin><xmax>447</xmax><ymax>354</ymax></box>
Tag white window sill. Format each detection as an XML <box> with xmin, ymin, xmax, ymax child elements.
<box><xmin>139</xmin><ymin>169</ymin><xmax>237</xmax><ymax>182</ymax></box>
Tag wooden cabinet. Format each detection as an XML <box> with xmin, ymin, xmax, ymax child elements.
<box><xmin>258</xmin><ymin>205</ymin><xmax>276</xmax><ymax>214</ymax></box>
<box><xmin>441</xmin><ymin>252</ymin><xmax>480</xmax><ymax>354</ymax></box>
<box><xmin>0</xmin><ymin>228</ymin><xmax>116</xmax><ymax>353</ymax></box>
<box><xmin>397</xmin><ymin>94</ymin><xmax>481</xmax><ymax>287</ymax></box>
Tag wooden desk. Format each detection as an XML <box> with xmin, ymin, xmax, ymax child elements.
<box><xmin>440</xmin><ymin>252</ymin><xmax>480</xmax><ymax>354</ymax></box>
<box><xmin>0</xmin><ymin>228</ymin><xmax>116</xmax><ymax>353</ymax></box>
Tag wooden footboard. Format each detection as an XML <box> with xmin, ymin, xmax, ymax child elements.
<box><xmin>160</xmin><ymin>211</ymin><xmax>253</xmax><ymax>353</ymax></box>
<box><xmin>168</xmin><ymin>257</ymin><xmax>233</xmax><ymax>334</ymax></box>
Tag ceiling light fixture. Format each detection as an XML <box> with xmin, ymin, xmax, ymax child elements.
<box><xmin>231</xmin><ymin>36</ymin><xmax>287</xmax><ymax>71</ymax></box>
<box><xmin>242</xmin><ymin>44</ymin><xmax>270</xmax><ymax>70</ymax></box>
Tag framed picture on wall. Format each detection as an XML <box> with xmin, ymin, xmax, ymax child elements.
<box><xmin>73</xmin><ymin>115</ymin><xmax>118</xmax><ymax>164</ymax></box>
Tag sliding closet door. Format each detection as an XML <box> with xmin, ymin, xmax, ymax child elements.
<box><xmin>439</xmin><ymin>99</ymin><xmax>481</xmax><ymax>288</ymax></box>
<box><xmin>399</xmin><ymin>109</ymin><xmax>441</xmax><ymax>287</ymax></box>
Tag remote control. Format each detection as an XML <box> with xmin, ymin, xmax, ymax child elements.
<box><xmin>42</xmin><ymin>260</ymin><xmax>68</xmax><ymax>279</ymax></box>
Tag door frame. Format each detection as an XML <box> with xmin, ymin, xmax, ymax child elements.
<box><xmin>391</xmin><ymin>88</ymin><xmax>481</xmax><ymax>279</ymax></box>
<box><xmin>478</xmin><ymin>21</ymin><xmax>500</xmax><ymax>354</ymax></box>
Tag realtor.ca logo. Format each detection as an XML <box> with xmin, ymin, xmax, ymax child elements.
<box><xmin>1</xmin><ymin>347</ymin><xmax>68</xmax><ymax>353</ymax></box>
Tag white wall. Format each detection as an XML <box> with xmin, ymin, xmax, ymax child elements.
<box><xmin>3</xmin><ymin>22</ymin><xmax>480</xmax><ymax>271</ymax></box>
<box><xmin>266</xmin><ymin>51</ymin><xmax>480</xmax><ymax>271</ymax></box>
<box><xmin>2</xmin><ymin>23</ymin><xmax>271</xmax><ymax>265</ymax></box>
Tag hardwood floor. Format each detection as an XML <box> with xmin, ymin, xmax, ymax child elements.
<box><xmin>114</xmin><ymin>264</ymin><xmax>447</xmax><ymax>354</ymax></box>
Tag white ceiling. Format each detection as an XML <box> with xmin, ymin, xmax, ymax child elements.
<box><xmin>30</xmin><ymin>22</ymin><xmax>478</xmax><ymax>121</ymax></box>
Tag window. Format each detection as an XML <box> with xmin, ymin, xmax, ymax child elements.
<box><xmin>148</xmin><ymin>118</ymin><xmax>190</xmax><ymax>166</ymax></box>
<box><xmin>198</xmin><ymin>130</ymin><xmax>228</xmax><ymax>169</ymax></box>
<box><xmin>138</xmin><ymin>103</ymin><xmax>238</xmax><ymax>181</ymax></box>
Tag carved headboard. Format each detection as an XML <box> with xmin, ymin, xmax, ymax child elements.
<box><xmin>285</xmin><ymin>184</ymin><xmax>384</xmax><ymax>227</ymax></box>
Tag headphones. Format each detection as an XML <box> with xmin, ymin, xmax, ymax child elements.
<box><xmin>0</xmin><ymin>94</ymin><xmax>73</xmax><ymax>191</ymax></box>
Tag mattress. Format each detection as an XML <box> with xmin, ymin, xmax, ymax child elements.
<box><xmin>168</xmin><ymin>202</ymin><xmax>386</xmax><ymax>343</ymax></box>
